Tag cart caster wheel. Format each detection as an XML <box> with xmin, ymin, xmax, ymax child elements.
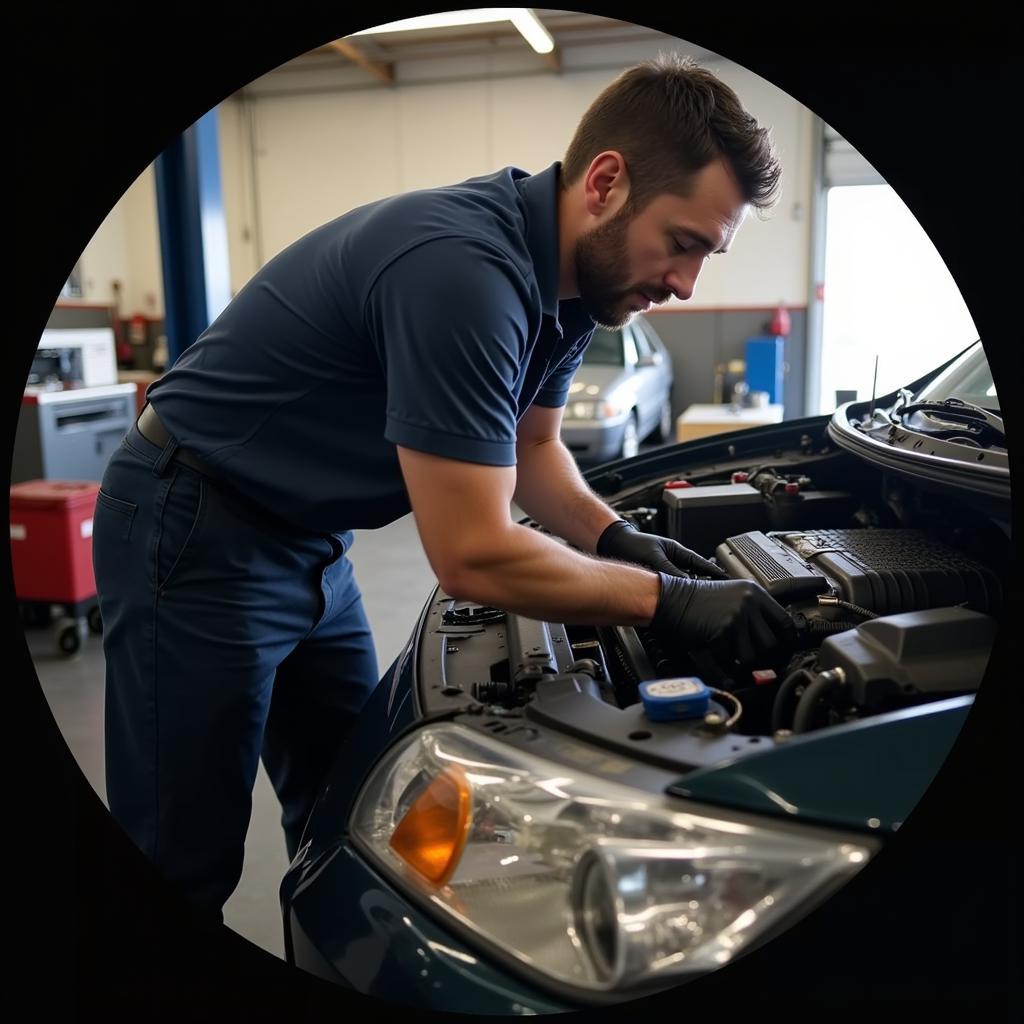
<box><xmin>87</xmin><ymin>606</ymin><xmax>103</xmax><ymax>635</ymax></box>
<box><xmin>58</xmin><ymin>625</ymin><xmax>82</xmax><ymax>655</ymax></box>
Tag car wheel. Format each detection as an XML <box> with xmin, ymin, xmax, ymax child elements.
<box><xmin>620</xmin><ymin>412</ymin><xmax>639</xmax><ymax>459</ymax></box>
<box><xmin>653</xmin><ymin>396</ymin><xmax>674</xmax><ymax>443</ymax></box>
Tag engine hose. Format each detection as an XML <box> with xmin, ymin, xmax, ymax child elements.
<box><xmin>771</xmin><ymin>668</ymin><xmax>818</xmax><ymax>734</ymax></box>
<box><xmin>705</xmin><ymin>688</ymin><xmax>743</xmax><ymax>730</ymax></box>
<box><xmin>614</xmin><ymin>642</ymin><xmax>639</xmax><ymax>683</ymax></box>
<box><xmin>792</xmin><ymin>670</ymin><xmax>846</xmax><ymax>734</ymax></box>
<box><xmin>835</xmin><ymin>600</ymin><xmax>879</xmax><ymax>620</ymax></box>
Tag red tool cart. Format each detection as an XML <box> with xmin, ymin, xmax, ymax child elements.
<box><xmin>9</xmin><ymin>480</ymin><xmax>103</xmax><ymax>655</ymax></box>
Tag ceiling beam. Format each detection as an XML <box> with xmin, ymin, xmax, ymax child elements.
<box><xmin>326</xmin><ymin>34</ymin><xmax>563</xmax><ymax>74</ymax></box>
<box><xmin>324</xmin><ymin>16</ymin><xmax>636</xmax><ymax>50</ymax></box>
<box><xmin>540</xmin><ymin>45</ymin><xmax>561</xmax><ymax>73</ymax></box>
<box><xmin>325</xmin><ymin>39</ymin><xmax>394</xmax><ymax>84</ymax></box>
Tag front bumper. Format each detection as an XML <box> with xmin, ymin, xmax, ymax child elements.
<box><xmin>282</xmin><ymin>841</ymin><xmax>569</xmax><ymax>1014</ymax></box>
<box><xmin>560</xmin><ymin>416</ymin><xmax>628</xmax><ymax>461</ymax></box>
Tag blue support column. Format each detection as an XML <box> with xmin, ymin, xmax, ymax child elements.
<box><xmin>154</xmin><ymin>108</ymin><xmax>232</xmax><ymax>366</ymax></box>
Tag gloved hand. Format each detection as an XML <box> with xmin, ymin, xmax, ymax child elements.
<box><xmin>597</xmin><ymin>519</ymin><xmax>727</xmax><ymax>579</ymax></box>
<box><xmin>651</xmin><ymin>571</ymin><xmax>794</xmax><ymax>665</ymax></box>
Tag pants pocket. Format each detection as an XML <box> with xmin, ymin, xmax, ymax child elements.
<box><xmin>156</xmin><ymin>469</ymin><xmax>206</xmax><ymax>592</ymax></box>
<box><xmin>96</xmin><ymin>488</ymin><xmax>138</xmax><ymax>541</ymax></box>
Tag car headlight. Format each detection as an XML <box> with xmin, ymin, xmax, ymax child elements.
<box><xmin>565</xmin><ymin>401</ymin><xmax>597</xmax><ymax>420</ymax></box>
<box><xmin>563</xmin><ymin>401</ymin><xmax>623</xmax><ymax>421</ymax></box>
<box><xmin>349</xmin><ymin>723</ymin><xmax>875</xmax><ymax>998</ymax></box>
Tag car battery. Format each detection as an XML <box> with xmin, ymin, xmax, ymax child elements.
<box><xmin>662</xmin><ymin>482</ymin><xmax>765</xmax><ymax>558</ymax></box>
<box><xmin>9</xmin><ymin>480</ymin><xmax>100</xmax><ymax>605</ymax></box>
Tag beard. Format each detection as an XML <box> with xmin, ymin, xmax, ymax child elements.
<box><xmin>574</xmin><ymin>204</ymin><xmax>643</xmax><ymax>329</ymax></box>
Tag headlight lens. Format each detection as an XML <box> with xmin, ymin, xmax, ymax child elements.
<box><xmin>349</xmin><ymin>723</ymin><xmax>874</xmax><ymax>996</ymax></box>
<box><xmin>565</xmin><ymin>400</ymin><xmax>597</xmax><ymax>420</ymax></box>
<box><xmin>563</xmin><ymin>400</ymin><xmax>623</xmax><ymax>420</ymax></box>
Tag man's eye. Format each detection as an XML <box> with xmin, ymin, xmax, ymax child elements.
<box><xmin>672</xmin><ymin>238</ymin><xmax>689</xmax><ymax>254</ymax></box>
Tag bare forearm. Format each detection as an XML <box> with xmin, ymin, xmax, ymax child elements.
<box><xmin>443</xmin><ymin>521</ymin><xmax>659</xmax><ymax>626</ymax></box>
<box><xmin>513</xmin><ymin>437</ymin><xmax>619</xmax><ymax>553</ymax></box>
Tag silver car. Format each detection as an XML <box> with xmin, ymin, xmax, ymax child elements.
<box><xmin>560</xmin><ymin>314</ymin><xmax>674</xmax><ymax>463</ymax></box>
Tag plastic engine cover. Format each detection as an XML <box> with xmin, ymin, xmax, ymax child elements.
<box><xmin>815</xmin><ymin>606</ymin><xmax>997</xmax><ymax>709</ymax></box>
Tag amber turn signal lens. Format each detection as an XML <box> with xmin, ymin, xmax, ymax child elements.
<box><xmin>389</xmin><ymin>766</ymin><xmax>472</xmax><ymax>886</ymax></box>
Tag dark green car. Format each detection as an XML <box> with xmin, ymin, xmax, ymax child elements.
<box><xmin>280</xmin><ymin>340</ymin><xmax>1008</xmax><ymax>1012</ymax></box>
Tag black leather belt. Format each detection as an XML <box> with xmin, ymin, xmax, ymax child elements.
<box><xmin>138</xmin><ymin>404</ymin><xmax>336</xmax><ymax>540</ymax></box>
<box><xmin>137</xmin><ymin>403</ymin><xmax>217</xmax><ymax>477</ymax></box>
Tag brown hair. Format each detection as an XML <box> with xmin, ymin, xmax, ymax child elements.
<box><xmin>562</xmin><ymin>54</ymin><xmax>781</xmax><ymax>215</ymax></box>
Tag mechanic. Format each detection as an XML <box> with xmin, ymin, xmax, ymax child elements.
<box><xmin>93</xmin><ymin>54</ymin><xmax>792</xmax><ymax>918</ymax></box>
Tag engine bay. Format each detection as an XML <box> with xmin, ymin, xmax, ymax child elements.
<box><xmin>418</xmin><ymin>428</ymin><xmax>1006</xmax><ymax>772</ymax></box>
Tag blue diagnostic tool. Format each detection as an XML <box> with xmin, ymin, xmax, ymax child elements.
<box><xmin>639</xmin><ymin>677</ymin><xmax>711</xmax><ymax>721</ymax></box>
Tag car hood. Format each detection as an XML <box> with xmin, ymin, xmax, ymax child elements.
<box><xmin>827</xmin><ymin>342</ymin><xmax>1009</xmax><ymax>504</ymax></box>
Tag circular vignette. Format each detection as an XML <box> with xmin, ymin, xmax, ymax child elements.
<box><xmin>10</xmin><ymin>5</ymin><xmax>1019</xmax><ymax>1017</ymax></box>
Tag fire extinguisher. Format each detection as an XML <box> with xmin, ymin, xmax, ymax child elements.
<box><xmin>111</xmin><ymin>279</ymin><xmax>133</xmax><ymax>365</ymax></box>
<box><xmin>115</xmin><ymin>331</ymin><xmax>133</xmax><ymax>366</ymax></box>
<box><xmin>769</xmin><ymin>303</ymin><xmax>791</xmax><ymax>337</ymax></box>
<box><xmin>130</xmin><ymin>314</ymin><xmax>147</xmax><ymax>342</ymax></box>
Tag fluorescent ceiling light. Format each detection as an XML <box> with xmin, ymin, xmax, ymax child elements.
<box><xmin>350</xmin><ymin>9</ymin><xmax>555</xmax><ymax>55</ymax></box>
<box><xmin>508</xmin><ymin>9</ymin><xmax>555</xmax><ymax>53</ymax></box>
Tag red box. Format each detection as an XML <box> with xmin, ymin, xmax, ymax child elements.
<box><xmin>9</xmin><ymin>480</ymin><xmax>101</xmax><ymax>604</ymax></box>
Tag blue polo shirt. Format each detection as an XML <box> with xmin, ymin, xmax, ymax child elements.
<box><xmin>147</xmin><ymin>163</ymin><xmax>595</xmax><ymax>533</ymax></box>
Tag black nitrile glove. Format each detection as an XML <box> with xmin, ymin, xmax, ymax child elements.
<box><xmin>651</xmin><ymin>571</ymin><xmax>794</xmax><ymax>665</ymax></box>
<box><xmin>597</xmin><ymin>519</ymin><xmax>727</xmax><ymax>579</ymax></box>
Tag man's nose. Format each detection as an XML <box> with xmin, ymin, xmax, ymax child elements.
<box><xmin>664</xmin><ymin>254</ymin><xmax>705</xmax><ymax>302</ymax></box>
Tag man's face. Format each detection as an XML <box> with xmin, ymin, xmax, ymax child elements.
<box><xmin>575</xmin><ymin>158</ymin><xmax>749</xmax><ymax>328</ymax></box>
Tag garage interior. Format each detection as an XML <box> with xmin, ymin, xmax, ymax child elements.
<box><xmin>17</xmin><ymin>10</ymin><xmax>981</xmax><ymax>969</ymax></box>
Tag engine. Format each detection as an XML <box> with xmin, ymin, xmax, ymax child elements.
<box><xmin>427</xmin><ymin>443</ymin><xmax>1006</xmax><ymax>766</ymax></box>
<box><xmin>555</xmin><ymin>454</ymin><xmax>1004</xmax><ymax>740</ymax></box>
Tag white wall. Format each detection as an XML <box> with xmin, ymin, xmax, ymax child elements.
<box><xmin>219</xmin><ymin>95</ymin><xmax>263</xmax><ymax>292</ymax></box>
<box><xmin>73</xmin><ymin>164</ymin><xmax>163</xmax><ymax>315</ymax></box>
<box><xmin>121</xmin><ymin>165</ymin><xmax>165</xmax><ymax>316</ymax></box>
<box><xmin>699</xmin><ymin>63</ymin><xmax>814</xmax><ymax>309</ymax></box>
<box><xmin>75</xmin><ymin>190</ymin><xmax>129</xmax><ymax>307</ymax></box>
<box><xmin>71</xmin><ymin>40</ymin><xmax>817</xmax><ymax>318</ymax></box>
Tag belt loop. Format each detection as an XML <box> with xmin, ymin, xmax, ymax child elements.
<box><xmin>152</xmin><ymin>435</ymin><xmax>180</xmax><ymax>477</ymax></box>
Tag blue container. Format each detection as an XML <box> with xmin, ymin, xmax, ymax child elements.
<box><xmin>745</xmin><ymin>336</ymin><xmax>785</xmax><ymax>404</ymax></box>
<box><xmin>639</xmin><ymin>677</ymin><xmax>711</xmax><ymax>721</ymax></box>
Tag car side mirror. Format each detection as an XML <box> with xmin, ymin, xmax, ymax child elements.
<box><xmin>636</xmin><ymin>354</ymin><xmax>659</xmax><ymax>368</ymax></box>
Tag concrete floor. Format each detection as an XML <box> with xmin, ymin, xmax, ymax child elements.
<box><xmin>29</xmin><ymin>511</ymin><xmax>435</xmax><ymax>961</ymax></box>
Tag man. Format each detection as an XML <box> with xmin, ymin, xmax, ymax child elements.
<box><xmin>93</xmin><ymin>54</ymin><xmax>792</xmax><ymax>918</ymax></box>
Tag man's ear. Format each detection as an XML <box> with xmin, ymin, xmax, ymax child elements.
<box><xmin>582</xmin><ymin>151</ymin><xmax>631</xmax><ymax>219</ymax></box>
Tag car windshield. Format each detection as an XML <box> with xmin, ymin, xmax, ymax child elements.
<box><xmin>582</xmin><ymin>328</ymin><xmax>624</xmax><ymax>366</ymax></box>
<box><xmin>913</xmin><ymin>341</ymin><xmax>999</xmax><ymax>412</ymax></box>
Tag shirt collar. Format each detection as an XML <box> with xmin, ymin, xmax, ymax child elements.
<box><xmin>516</xmin><ymin>162</ymin><xmax>565</xmax><ymax>321</ymax></box>
<box><xmin>516</xmin><ymin>162</ymin><xmax>594</xmax><ymax>338</ymax></box>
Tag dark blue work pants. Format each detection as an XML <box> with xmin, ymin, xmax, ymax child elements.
<box><xmin>92</xmin><ymin>423</ymin><xmax>379</xmax><ymax>917</ymax></box>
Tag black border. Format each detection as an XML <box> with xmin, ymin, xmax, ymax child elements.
<box><xmin>10</xmin><ymin>5</ymin><xmax>1020</xmax><ymax>1018</ymax></box>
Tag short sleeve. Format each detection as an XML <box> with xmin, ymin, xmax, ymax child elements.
<box><xmin>364</xmin><ymin>237</ymin><xmax>533</xmax><ymax>466</ymax></box>
<box><xmin>532</xmin><ymin>327</ymin><xmax>594</xmax><ymax>408</ymax></box>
